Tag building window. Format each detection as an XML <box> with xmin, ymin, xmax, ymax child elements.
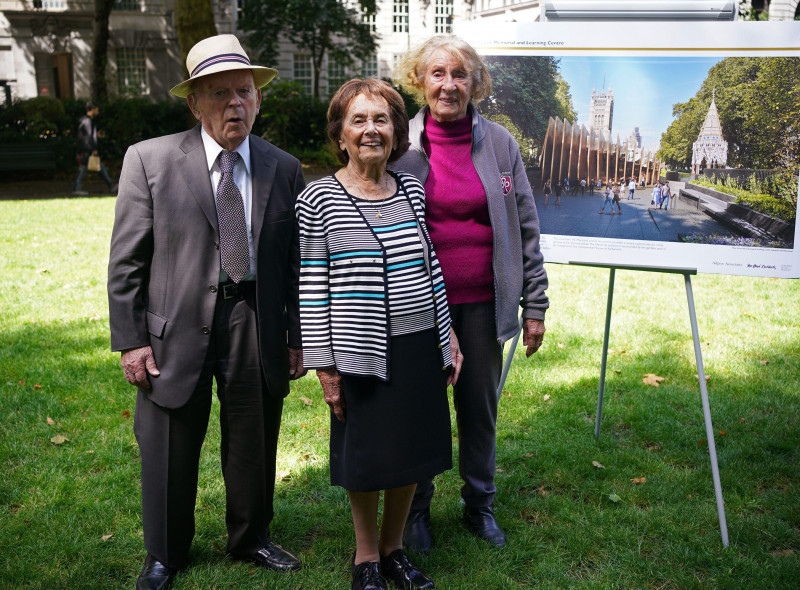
<box><xmin>116</xmin><ymin>48</ymin><xmax>148</xmax><ymax>96</ymax></box>
<box><xmin>434</xmin><ymin>0</ymin><xmax>454</xmax><ymax>34</ymax></box>
<box><xmin>114</xmin><ymin>0</ymin><xmax>143</xmax><ymax>11</ymax></box>
<box><xmin>237</xmin><ymin>0</ymin><xmax>244</xmax><ymax>23</ymax></box>
<box><xmin>293</xmin><ymin>54</ymin><xmax>313</xmax><ymax>95</ymax></box>
<box><xmin>393</xmin><ymin>0</ymin><xmax>409</xmax><ymax>33</ymax></box>
<box><xmin>362</xmin><ymin>8</ymin><xmax>377</xmax><ymax>33</ymax></box>
<box><xmin>361</xmin><ymin>54</ymin><xmax>378</xmax><ymax>79</ymax></box>
<box><xmin>328</xmin><ymin>58</ymin><xmax>348</xmax><ymax>97</ymax></box>
<box><xmin>40</xmin><ymin>0</ymin><xmax>66</xmax><ymax>7</ymax></box>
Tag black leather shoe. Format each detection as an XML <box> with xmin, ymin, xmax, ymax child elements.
<box><xmin>352</xmin><ymin>559</ymin><xmax>388</xmax><ymax>590</ymax></box>
<box><xmin>463</xmin><ymin>505</ymin><xmax>507</xmax><ymax>547</ymax></box>
<box><xmin>381</xmin><ymin>549</ymin><xmax>434</xmax><ymax>589</ymax></box>
<box><xmin>231</xmin><ymin>541</ymin><xmax>301</xmax><ymax>572</ymax></box>
<box><xmin>403</xmin><ymin>507</ymin><xmax>432</xmax><ymax>553</ymax></box>
<box><xmin>136</xmin><ymin>555</ymin><xmax>176</xmax><ymax>590</ymax></box>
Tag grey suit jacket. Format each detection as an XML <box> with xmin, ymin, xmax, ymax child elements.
<box><xmin>108</xmin><ymin>125</ymin><xmax>305</xmax><ymax>408</ymax></box>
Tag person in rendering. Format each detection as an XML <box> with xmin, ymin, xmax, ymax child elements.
<box><xmin>599</xmin><ymin>182</ymin><xmax>614</xmax><ymax>214</ymax></box>
<box><xmin>297</xmin><ymin>78</ymin><xmax>463</xmax><ymax>590</ymax></box>
<box><xmin>652</xmin><ymin>181</ymin><xmax>662</xmax><ymax>208</ymax></box>
<box><xmin>108</xmin><ymin>34</ymin><xmax>305</xmax><ymax>590</ymax></box>
<box><xmin>72</xmin><ymin>101</ymin><xmax>116</xmax><ymax>195</ymax></box>
<box><xmin>612</xmin><ymin>182</ymin><xmax>622</xmax><ymax>214</ymax></box>
<box><xmin>661</xmin><ymin>181</ymin><xmax>671</xmax><ymax>210</ymax></box>
<box><xmin>627</xmin><ymin>177</ymin><xmax>636</xmax><ymax>200</ymax></box>
<box><xmin>543</xmin><ymin>179</ymin><xmax>552</xmax><ymax>205</ymax></box>
<box><xmin>554</xmin><ymin>179</ymin><xmax>563</xmax><ymax>205</ymax></box>
<box><xmin>394</xmin><ymin>35</ymin><xmax>549</xmax><ymax>552</ymax></box>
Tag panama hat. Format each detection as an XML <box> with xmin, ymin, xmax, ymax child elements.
<box><xmin>170</xmin><ymin>34</ymin><xmax>277</xmax><ymax>97</ymax></box>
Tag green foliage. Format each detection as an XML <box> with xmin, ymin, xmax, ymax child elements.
<box><xmin>254</xmin><ymin>80</ymin><xmax>329</xmax><ymax>153</ymax></box>
<box><xmin>241</xmin><ymin>0</ymin><xmax>378</xmax><ymax>98</ymax></box>
<box><xmin>480</xmin><ymin>55</ymin><xmax>576</xmax><ymax>159</ymax></box>
<box><xmin>692</xmin><ymin>176</ymin><xmax>796</xmax><ymax>222</ymax></box>
<box><xmin>3</xmin><ymin>199</ymin><xmax>800</xmax><ymax>587</ymax></box>
<box><xmin>659</xmin><ymin>57</ymin><xmax>800</xmax><ymax>172</ymax></box>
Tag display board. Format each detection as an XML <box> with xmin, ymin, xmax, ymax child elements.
<box><xmin>454</xmin><ymin>21</ymin><xmax>800</xmax><ymax>278</ymax></box>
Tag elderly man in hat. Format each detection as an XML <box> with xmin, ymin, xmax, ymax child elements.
<box><xmin>108</xmin><ymin>34</ymin><xmax>306</xmax><ymax>589</ymax></box>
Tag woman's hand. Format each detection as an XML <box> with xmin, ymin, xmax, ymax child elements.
<box><xmin>523</xmin><ymin>318</ymin><xmax>545</xmax><ymax>357</ymax></box>
<box><xmin>448</xmin><ymin>327</ymin><xmax>464</xmax><ymax>386</ymax></box>
<box><xmin>317</xmin><ymin>367</ymin><xmax>346</xmax><ymax>423</ymax></box>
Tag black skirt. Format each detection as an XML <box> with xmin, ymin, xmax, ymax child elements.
<box><xmin>330</xmin><ymin>328</ymin><xmax>453</xmax><ymax>491</ymax></box>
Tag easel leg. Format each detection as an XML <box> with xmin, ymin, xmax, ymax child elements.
<box><xmin>684</xmin><ymin>273</ymin><xmax>730</xmax><ymax>547</ymax></box>
<box><xmin>594</xmin><ymin>268</ymin><xmax>616</xmax><ymax>438</ymax></box>
<box><xmin>496</xmin><ymin>316</ymin><xmax>523</xmax><ymax>401</ymax></box>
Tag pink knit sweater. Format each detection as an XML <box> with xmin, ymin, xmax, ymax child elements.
<box><xmin>422</xmin><ymin>114</ymin><xmax>494</xmax><ymax>304</ymax></box>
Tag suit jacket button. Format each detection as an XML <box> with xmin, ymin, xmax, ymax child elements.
<box><xmin>202</xmin><ymin>326</ymin><xmax>210</xmax><ymax>334</ymax></box>
<box><xmin>210</xmin><ymin>285</ymin><xmax>217</xmax><ymax>293</ymax></box>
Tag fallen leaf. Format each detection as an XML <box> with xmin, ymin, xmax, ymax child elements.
<box><xmin>772</xmin><ymin>549</ymin><xmax>795</xmax><ymax>557</ymax></box>
<box><xmin>18</xmin><ymin>380</ymin><xmax>25</xmax><ymax>386</ymax></box>
<box><xmin>300</xmin><ymin>423</ymin><xmax>307</xmax><ymax>427</ymax></box>
<box><xmin>719</xmin><ymin>430</ymin><xmax>727</xmax><ymax>437</ymax></box>
<box><xmin>537</xmin><ymin>485</ymin><xmax>550</xmax><ymax>497</ymax></box>
<box><xmin>642</xmin><ymin>374</ymin><xmax>665</xmax><ymax>387</ymax></box>
<box><xmin>543</xmin><ymin>394</ymin><xmax>551</xmax><ymax>402</ymax></box>
<box><xmin>613</xmin><ymin>369</ymin><xmax>622</xmax><ymax>375</ymax></box>
<box><xmin>687</xmin><ymin>494</ymin><xmax>693</xmax><ymax>499</ymax></box>
<box><xmin>88</xmin><ymin>314</ymin><xmax>102</xmax><ymax>321</ymax></box>
<box><xmin>646</xmin><ymin>443</ymin><xmax>661</xmax><ymax>451</ymax></box>
<box><xmin>743</xmin><ymin>313</ymin><xmax>756</xmax><ymax>319</ymax></box>
<box><xmin>277</xmin><ymin>470</ymin><xmax>291</xmax><ymax>481</ymax></box>
<box><xmin>496</xmin><ymin>468</ymin><xmax>506</xmax><ymax>473</ymax></box>
<box><xmin>50</xmin><ymin>434</ymin><xmax>69</xmax><ymax>445</ymax></box>
<box><xmin>557</xmin><ymin>343</ymin><xmax>564</xmax><ymax>349</ymax></box>
<box><xmin>86</xmin><ymin>450</ymin><xmax>94</xmax><ymax>454</ymax></box>
<box><xmin>631</xmin><ymin>477</ymin><xmax>647</xmax><ymax>484</ymax></box>
<box><xmin>608</xmin><ymin>493</ymin><xmax>621</xmax><ymax>503</ymax></box>
<box><xmin>121</xmin><ymin>410</ymin><xmax>131</xmax><ymax>419</ymax></box>
<box><xmin>694</xmin><ymin>374</ymin><xmax>710</xmax><ymax>382</ymax></box>
<box><xmin>33</xmin><ymin>384</ymin><xmax>42</xmax><ymax>389</ymax></box>
<box><xmin>759</xmin><ymin>359</ymin><xmax>769</xmax><ymax>366</ymax></box>
<box><xmin>739</xmin><ymin>417</ymin><xmax>747</xmax><ymax>423</ymax></box>
<box><xmin>299</xmin><ymin>396</ymin><xmax>313</xmax><ymax>406</ymax></box>
<box><xmin>698</xmin><ymin>439</ymin><xmax>706</xmax><ymax>446</ymax></box>
<box><xmin>46</xmin><ymin>417</ymin><xmax>55</xmax><ymax>425</ymax></box>
<box><xmin>213</xmin><ymin>542</ymin><xmax>224</xmax><ymax>553</ymax></box>
<box><xmin>101</xmin><ymin>534</ymin><xmax>114</xmax><ymax>542</ymax></box>
<box><xmin>525</xmin><ymin>453</ymin><xmax>534</xmax><ymax>458</ymax></box>
<box><xmin>592</xmin><ymin>460</ymin><xmax>605</xmax><ymax>469</ymax></box>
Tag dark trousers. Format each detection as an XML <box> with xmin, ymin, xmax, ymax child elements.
<box><xmin>133</xmin><ymin>286</ymin><xmax>283</xmax><ymax>569</ymax></box>
<box><xmin>73</xmin><ymin>152</ymin><xmax>113</xmax><ymax>191</ymax></box>
<box><xmin>411</xmin><ymin>301</ymin><xmax>502</xmax><ymax>511</ymax></box>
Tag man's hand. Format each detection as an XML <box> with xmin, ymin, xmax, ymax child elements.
<box><xmin>289</xmin><ymin>347</ymin><xmax>306</xmax><ymax>380</ymax></box>
<box><xmin>317</xmin><ymin>367</ymin><xmax>345</xmax><ymax>423</ymax></box>
<box><xmin>522</xmin><ymin>319</ymin><xmax>546</xmax><ymax>357</ymax></box>
<box><xmin>120</xmin><ymin>346</ymin><xmax>160</xmax><ymax>389</ymax></box>
<box><xmin>448</xmin><ymin>327</ymin><xmax>464</xmax><ymax>386</ymax></box>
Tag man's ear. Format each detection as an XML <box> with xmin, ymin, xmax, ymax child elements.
<box><xmin>187</xmin><ymin>94</ymin><xmax>201</xmax><ymax>121</ymax></box>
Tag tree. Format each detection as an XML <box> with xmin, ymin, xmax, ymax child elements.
<box><xmin>479</xmin><ymin>55</ymin><xmax>576</xmax><ymax>160</ymax></box>
<box><xmin>90</xmin><ymin>0</ymin><xmax>114</xmax><ymax>102</ymax></box>
<box><xmin>241</xmin><ymin>0</ymin><xmax>378</xmax><ymax>98</ymax></box>
<box><xmin>174</xmin><ymin>0</ymin><xmax>218</xmax><ymax>74</ymax></box>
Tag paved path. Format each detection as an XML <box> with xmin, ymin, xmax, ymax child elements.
<box><xmin>535</xmin><ymin>183</ymin><xmax>728</xmax><ymax>243</ymax></box>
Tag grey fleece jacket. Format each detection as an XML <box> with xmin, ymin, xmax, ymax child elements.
<box><xmin>392</xmin><ymin>105</ymin><xmax>549</xmax><ymax>344</ymax></box>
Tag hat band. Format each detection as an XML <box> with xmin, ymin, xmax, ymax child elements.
<box><xmin>191</xmin><ymin>53</ymin><xmax>252</xmax><ymax>77</ymax></box>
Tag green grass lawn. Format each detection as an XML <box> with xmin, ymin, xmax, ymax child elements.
<box><xmin>1</xmin><ymin>197</ymin><xmax>798</xmax><ymax>589</ymax></box>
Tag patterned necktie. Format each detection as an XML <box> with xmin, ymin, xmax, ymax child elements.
<box><xmin>215</xmin><ymin>150</ymin><xmax>249</xmax><ymax>283</ymax></box>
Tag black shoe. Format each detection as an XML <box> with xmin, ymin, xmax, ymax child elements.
<box><xmin>352</xmin><ymin>559</ymin><xmax>388</xmax><ymax>590</ymax></box>
<box><xmin>463</xmin><ymin>505</ymin><xmax>507</xmax><ymax>548</ymax></box>
<box><xmin>381</xmin><ymin>549</ymin><xmax>434</xmax><ymax>589</ymax></box>
<box><xmin>403</xmin><ymin>508</ymin><xmax>432</xmax><ymax>553</ymax></box>
<box><xmin>136</xmin><ymin>555</ymin><xmax>176</xmax><ymax>590</ymax></box>
<box><xmin>231</xmin><ymin>540</ymin><xmax>301</xmax><ymax>572</ymax></box>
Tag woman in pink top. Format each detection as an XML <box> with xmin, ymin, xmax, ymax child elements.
<box><xmin>393</xmin><ymin>35</ymin><xmax>550</xmax><ymax>553</ymax></box>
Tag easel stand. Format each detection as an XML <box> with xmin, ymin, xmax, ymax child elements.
<box><xmin>589</xmin><ymin>264</ymin><xmax>729</xmax><ymax>547</ymax></box>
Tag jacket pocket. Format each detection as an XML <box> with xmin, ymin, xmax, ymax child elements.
<box><xmin>146</xmin><ymin>311</ymin><xmax>168</xmax><ymax>339</ymax></box>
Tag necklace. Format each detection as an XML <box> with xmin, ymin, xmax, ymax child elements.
<box><xmin>346</xmin><ymin>169</ymin><xmax>391</xmax><ymax>218</ymax></box>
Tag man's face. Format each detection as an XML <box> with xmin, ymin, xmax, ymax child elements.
<box><xmin>188</xmin><ymin>69</ymin><xmax>261</xmax><ymax>151</ymax></box>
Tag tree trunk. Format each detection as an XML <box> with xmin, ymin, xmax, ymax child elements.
<box><xmin>91</xmin><ymin>0</ymin><xmax>114</xmax><ymax>101</ymax></box>
<box><xmin>174</xmin><ymin>0</ymin><xmax>218</xmax><ymax>77</ymax></box>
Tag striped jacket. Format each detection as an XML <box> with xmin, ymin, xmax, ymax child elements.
<box><xmin>296</xmin><ymin>171</ymin><xmax>452</xmax><ymax>381</ymax></box>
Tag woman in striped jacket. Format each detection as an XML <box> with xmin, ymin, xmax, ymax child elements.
<box><xmin>296</xmin><ymin>78</ymin><xmax>463</xmax><ymax>590</ymax></box>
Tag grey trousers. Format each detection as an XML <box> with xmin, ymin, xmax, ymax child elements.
<box><xmin>411</xmin><ymin>301</ymin><xmax>502</xmax><ymax>511</ymax></box>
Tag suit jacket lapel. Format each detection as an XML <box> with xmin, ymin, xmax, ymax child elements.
<box><xmin>179</xmin><ymin>126</ymin><xmax>218</xmax><ymax>232</ymax></box>
<box><xmin>249</xmin><ymin>135</ymin><xmax>277</xmax><ymax>245</ymax></box>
